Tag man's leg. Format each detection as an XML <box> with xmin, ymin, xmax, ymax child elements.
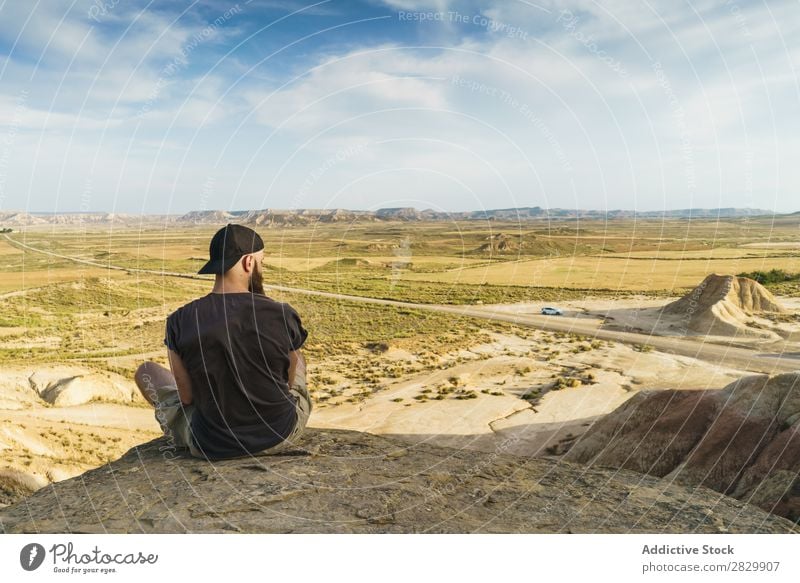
<box><xmin>135</xmin><ymin>361</ymin><xmax>176</xmax><ymax>405</ymax></box>
<box><xmin>287</xmin><ymin>376</ymin><xmax>313</xmax><ymax>441</ymax></box>
<box><xmin>134</xmin><ymin>361</ymin><xmax>194</xmax><ymax>452</ymax></box>
<box><xmin>252</xmin><ymin>363</ymin><xmax>313</xmax><ymax>457</ymax></box>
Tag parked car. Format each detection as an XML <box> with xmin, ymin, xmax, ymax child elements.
<box><xmin>540</xmin><ymin>307</ymin><xmax>563</xmax><ymax>316</ymax></box>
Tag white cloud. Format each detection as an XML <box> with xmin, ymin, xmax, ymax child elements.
<box><xmin>243</xmin><ymin>44</ymin><xmax>456</xmax><ymax>133</ymax></box>
<box><xmin>1</xmin><ymin>0</ymin><xmax>798</xmax><ymax>212</ymax></box>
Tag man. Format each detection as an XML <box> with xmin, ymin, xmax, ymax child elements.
<box><xmin>134</xmin><ymin>223</ymin><xmax>311</xmax><ymax>460</ymax></box>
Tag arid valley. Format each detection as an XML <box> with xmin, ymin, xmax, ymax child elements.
<box><xmin>1</xmin><ymin>209</ymin><xmax>798</xmax><ymax>532</ymax></box>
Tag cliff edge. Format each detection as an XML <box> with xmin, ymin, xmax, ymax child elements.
<box><xmin>1</xmin><ymin>427</ymin><xmax>796</xmax><ymax>533</ymax></box>
<box><xmin>565</xmin><ymin>373</ymin><xmax>800</xmax><ymax>523</ymax></box>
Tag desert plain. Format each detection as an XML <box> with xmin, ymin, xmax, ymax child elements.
<box><xmin>0</xmin><ymin>212</ymin><xmax>798</xmax><ymax>523</ymax></box>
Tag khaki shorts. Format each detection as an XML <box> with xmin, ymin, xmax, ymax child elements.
<box><xmin>149</xmin><ymin>370</ymin><xmax>312</xmax><ymax>459</ymax></box>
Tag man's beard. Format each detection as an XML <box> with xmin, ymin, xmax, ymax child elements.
<box><xmin>248</xmin><ymin>262</ymin><xmax>265</xmax><ymax>295</ymax></box>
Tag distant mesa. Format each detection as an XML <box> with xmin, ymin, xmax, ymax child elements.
<box><xmin>179</xmin><ymin>210</ymin><xmax>235</xmax><ymax>223</ymax></box>
<box><xmin>239</xmin><ymin>208</ymin><xmax>378</xmax><ymax>226</ymax></box>
<box><xmin>122</xmin><ymin>206</ymin><xmax>794</xmax><ymax>224</ymax></box>
<box><xmin>661</xmin><ymin>274</ymin><xmax>786</xmax><ymax>337</ymax></box>
<box><xmin>0</xmin><ymin>212</ymin><xmax>138</xmax><ymax>226</ymax></box>
<box><xmin>0</xmin><ymin>212</ymin><xmax>47</xmax><ymax>225</ymax></box>
<box><xmin>375</xmin><ymin>207</ymin><xmax>422</xmax><ymax>221</ymax></box>
<box><xmin>564</xmin><ymin>372</ymin><xmax>800</xmax><ymax>523</ymax></box>
<box><xmin>0</xmin><ymin>207</ymin><xmax>785</xmax><ymax>227</ymax></box>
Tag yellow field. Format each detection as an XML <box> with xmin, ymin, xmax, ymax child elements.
<box><xmin>0</xmin><ymin>240</ymin><xmax>21</xmax><ymax>256</ymax></box>
<box><xmin>260</xmin><ymin>255</ymin><xmax>485</xmax><ymax>271</ymax></box>
<box><xmin>400</xmin><ymin>255</ymin><xmax>800</xmax><ymax>291</ymax></box>
<box><xmin>741</xmin><ymin>242</ymin><xmax>800</xmax><ymax>249</ymax></box>
<box><xmin>114</xmin><ymin>244</ymin><xmax>207</xmax><ymax>259</ymax></box>
<box><xmin>104</xmin><ymin>250</ymin><xmax>489</xmax><ymax>272</ymax></box>
<box><xmin>4</xmin><ymin>218</ymin><xmax>800</xmax><ymax>294</ymax></box>
<box><xmin>0</xmin><ymin>268</ymin><xmax>130</xmax><ymax>294</ymax></box>
<box><xmin>600</xmin><ymin>247</ymin><xmax>799</xmax><ymax>259</ymax></box>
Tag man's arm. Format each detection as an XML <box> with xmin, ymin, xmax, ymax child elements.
<box><xmin>288</xmin><ymin>349</ymin><xmax>306</xmax><ymax>388</ymax></box>
<box><xmin>167</xmin><ymin>348</ymin><xmax>193</xmax><ymax>405</ymax></box>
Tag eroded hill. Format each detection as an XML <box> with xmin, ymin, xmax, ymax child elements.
<box><xmin>565</xmin><ymin>372</ymin><xmax>800</xmax><ymax>524</ymax></box>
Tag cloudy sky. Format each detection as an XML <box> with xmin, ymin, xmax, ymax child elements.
<box><xmin>0</xmin><ymin>0</ymin><xmax>797</xmax><ymax>214</ymax></box>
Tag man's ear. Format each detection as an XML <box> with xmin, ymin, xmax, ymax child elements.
<box><xmin>241</xmin><ymin>254</ymin><xmax>254</xmax><ymax>273</ymax></box>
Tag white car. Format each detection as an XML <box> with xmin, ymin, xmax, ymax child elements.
<box><xmin>540</xmin><ymin>307</ymin><xmax>563</xmax><ymax>316</ymax></box>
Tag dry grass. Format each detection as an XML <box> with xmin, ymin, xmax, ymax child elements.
<box><xmin>0</xmin><ymin>269</ymin><xmax>129</xmax><ymax>294</ymax></box>
<box><xmin>399</xmin><ymin>255</ymin><xmax>800</xmax><ymax>291</ymax></box>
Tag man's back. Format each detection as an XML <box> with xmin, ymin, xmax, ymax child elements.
<box><xmin>164</xmin><ymin>291</ymin><xmax>308</xmax><ymax>459</ymax></box>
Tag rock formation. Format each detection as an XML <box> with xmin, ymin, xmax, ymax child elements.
<box><xmin>29</xmin><ymin>369</ymin><xmax>139</xmax><ymax>407</ymax></box>
<box><xmin>661</xmin><ymin>274</ymin><xmax>786</xmax><ymax>337</ymax></box>
<box><xmin>565</xmin><ymin>372</ymin><xmax>800</xmax><ymax>524</ymax></box>
<box><xmin>477</xmin><ymin>233</ymin><xmax>518</xmax><ymax>254</ymax></box>
<box><xmin>1</xmin><ymin>428</ymin><xmax>796</xmax><ymax>533</ymax></box>
<box><xmin>0</xmin><ymin>207</ymin><xmax>779</xmax><ymax>228</ymax></box>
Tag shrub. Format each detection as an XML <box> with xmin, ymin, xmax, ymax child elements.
<box><xmin>738</xmin><ymin>269</ymin><xmax>800</xmax><ymax>285</ymax></box>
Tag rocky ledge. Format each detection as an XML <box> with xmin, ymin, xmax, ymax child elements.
<box><xmin>1</xmin><ymin>428</ymin><xmax>796</xmax><ymax>534</ymax></box>
<box><xmin>565</xmin><ymin>373</ymin><xmax>800</xmax><ymax>523</ymax></box>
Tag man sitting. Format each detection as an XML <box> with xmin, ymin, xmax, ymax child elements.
<box><xmin>134</xmin><ymin>223</ymin><xmax>311</xmax><ymax>460</ymax></box>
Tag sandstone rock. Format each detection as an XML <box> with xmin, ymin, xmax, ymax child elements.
<box><xmin>0</xmin><ymin>469</ymin><xmax>47</xmax><ymax>506</ymax></box>
<box><xmin>661</xmin><ymin>274</ymin><xmax>786</xmax><ymax>337</ymax></box>
<box><xmin>29</xmin><ymin>368</ymin><xmax>137</xmax><ymax>407</ymax></box>
<box><xmin>565</xmin><ymin>372</ymin><xmax>800</xmax><ymax>523</ymax></box>
<box><xmin>1</xmin><ymin>428</ymin><xmax>795</xmax><ymax>533</ymax></box>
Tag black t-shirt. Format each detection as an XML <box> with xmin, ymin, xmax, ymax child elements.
<box><xmin>164</xmin><ymin>292</ymin><xmax>308</xmax><ymax>460</ymax></box>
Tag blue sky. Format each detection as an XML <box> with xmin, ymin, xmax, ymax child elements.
<box><xmin>0</xmin><ymin>0</ymin><xmax>798</xmax><ymax>214</ymax></box>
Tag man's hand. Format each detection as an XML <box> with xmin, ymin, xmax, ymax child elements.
<box><xmin>167</xmin><ymin>348</ymin><xmax>194</xmax><ymax>405</ymax></box>
<box><xmin>288</xmin><ymin>350</ymin><xmax>306</xmax><ymax>388</ymax></box>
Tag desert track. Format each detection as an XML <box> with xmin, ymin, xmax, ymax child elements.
<box><xmin>5</xmin><ymin>234</ymin><xmax>797</xmax><ymax>375</ymax></box>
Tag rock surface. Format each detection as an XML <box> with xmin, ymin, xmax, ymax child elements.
<box><xmin>565</xmin><ymin>373</ymin><xmax>800</xmax><ymax>524</ymax></box>
<box><xmin>661</xmin><ymin>274</ymin><xmax>786</xmax><ymax>337</ymax></box>
<box><xmin>1</xmin><ymin>428</ymin><xmax>796</xmax><ymax>533</ymax></box>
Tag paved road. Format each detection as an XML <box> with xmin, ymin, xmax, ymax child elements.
<box><xmin>4</xmin><ymin>234</ymin><xmax>797</xmax><ymax>375</ymax></box>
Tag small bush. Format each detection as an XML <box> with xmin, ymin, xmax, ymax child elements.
<box><xmin>738</xmin><ymin>269</ymin><xmax>800</xmax><ymax>285</ymax></box>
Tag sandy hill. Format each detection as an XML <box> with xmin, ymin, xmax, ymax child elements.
<box><xmin>1</xmin><ymin>427</ymin><xmax>796</xmax><ymax>533</ymax></box>
<box><xmin>565</xmin><ymin>372</ymin><xmax>800</xmax><ymax>524</ymax></box>
<box><xmin>0</xmin><ymin>366</ymin><xmax>156</xmax><ymax>506</ymax></box>
<box><xmin>661</xmin><ymin>273</ymin><xmax>786</xmax><ymax>337</ymax></box>
<box><xmin>476</xmin><ymin>233</ymin><xmax>519</xmax><ymax>254</ymax></box>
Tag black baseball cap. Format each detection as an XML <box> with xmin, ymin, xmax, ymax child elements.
<box><xmin>197</xmin><ymin>224</ymin><xmax>265</xmax><ymax>275</ymax></box>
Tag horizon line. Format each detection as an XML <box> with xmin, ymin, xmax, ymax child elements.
<box><xmin>4</xmin><ymin>206</ymin><xmax>795</xmax><ymax>216</ymax></box>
